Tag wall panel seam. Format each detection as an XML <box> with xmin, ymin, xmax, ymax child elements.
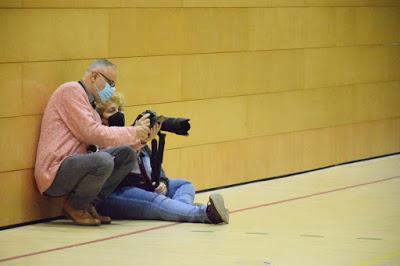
<box><xmin>1</xmin><ymin>116</ymin><xmax>399</xmax><ymax>174</ymax></box>
<box><xmin>0</xmin><ymin>43</ymin><xmax>399</xmax><ymax>65</ymax></box>
<box><xmin>1</xmin><ymin>6</ymin><xmax>399</xmax><ymax>10</ymax></box>
<box><xmin>1</xmin><ymin>80</ymin><xmax>399</xmax><ymax>119</ymax></box>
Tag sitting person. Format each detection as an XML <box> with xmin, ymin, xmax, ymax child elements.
<box><xmin>34</xmin><ymin>59</ymin><xmax>151</xmax><ymax>226</ymax></box>
<box><xmin>94</xmin><ymin>93</ymin><xmax>229</xmax><ymax>224</ymax></box>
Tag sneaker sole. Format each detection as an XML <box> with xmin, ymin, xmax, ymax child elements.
<box><xmin>209</xmin><ymin>193</ymin><xmax>229</xmax><ymax>224</ymax></box>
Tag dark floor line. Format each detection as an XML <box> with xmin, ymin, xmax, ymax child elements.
<box><xmin>0</xmin><ymin>174</ymin><xmax>399</xmax><ymax>263</ymax></box>
<box><xmin>2</xmin><ymin>153</ymin><xmax>399</xmax><ymax>231</ymax></box>
<box><xmin>198</xmin><ymin>152</ymin><xmax>400</xmax><ymax>194</ymax></box>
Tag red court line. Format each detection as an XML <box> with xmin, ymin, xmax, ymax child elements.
<box><xmin>1</xmin><ymin>175</ymin><xmax>399</xmax><ymax>263</ymax></box>
<box><xmin>0</xmin><ymin>223</ymin><xmax>180</xmax><ymax>263</ymax></box>
<box><xmin>231</xmin><ymin>175</ymin><xmax>400</xmax><ymax>214</ymax></box>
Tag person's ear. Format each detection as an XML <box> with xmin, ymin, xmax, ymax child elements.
<box><xmin>90</xmin><ymin>72</ymin><xmax>97</xmax><ymax>83</ymax></box>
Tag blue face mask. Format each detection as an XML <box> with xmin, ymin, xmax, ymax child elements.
<box><xmin>98</xmin><ymin>83</ymin><xmax>116</xmax><ymax>103</ymax></box>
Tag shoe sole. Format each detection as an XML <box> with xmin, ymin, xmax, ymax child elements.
<box><xmin>63</xmin><ymin>211</ymin><xmax>101</xmax><ymax>226</ymax></box>
<box><xmin>209</xmin><ymin>193</ymin><xmax>229</xmax><ymax>224</ymax></box>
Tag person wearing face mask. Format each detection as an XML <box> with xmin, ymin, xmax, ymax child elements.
<box><xmin>93</xmin><ymin>94</ymin><xmax>230</xmax><ymax>224</ymax></box>
<box><xmin>35</xmin><ymin>59</ymin><xmax>151</xmax><ymax>226</ymax></box>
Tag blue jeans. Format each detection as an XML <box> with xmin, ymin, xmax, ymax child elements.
<box><xmin>96</xmin><ymin>179</ymin><xmax>211</xmax><ymax>223</ymax></box>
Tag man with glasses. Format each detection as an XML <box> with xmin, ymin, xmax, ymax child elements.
<box><xmin>35</xmin><ymin>59</ymin><xmax>151</xmax><ymax>226</ymax></box>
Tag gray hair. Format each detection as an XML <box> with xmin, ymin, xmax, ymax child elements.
<box><xmin>87</xmin><ymin>59</ymin><xmax>117</xmax><ymax>72</ymax></box>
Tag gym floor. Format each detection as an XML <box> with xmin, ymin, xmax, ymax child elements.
<box><xmin>1</xmin><ymin>154</ymin><xmax>399</xmax><ymax>266</ymax></box>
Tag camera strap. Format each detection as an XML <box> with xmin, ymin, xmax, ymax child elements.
<box><xmin>137</xmin><ymin>132</ymin><xmax>166</xmax><ymax>191</ymax></box>
<box><xmin>137</xmin><ymin>154</ymin><xmax>153</xmax><ymax>190</ymax></box>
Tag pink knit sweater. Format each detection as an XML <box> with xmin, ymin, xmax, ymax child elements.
<box><xmin>35</xmin><ymin>81</ymin><xmax>142</xmax><ymax>194</ymax></box>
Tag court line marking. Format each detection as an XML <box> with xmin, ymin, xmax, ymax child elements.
<box><xmin>0</xmin><ymin>223</ymin><xmax>180</xmax><ymax>263</ymax></box>
<box><xmin>230</xmin><ymin>175</ymin><xmax>400</xmax><ymax>213</ymax></box>
<box><xmin>357</xmin><ymin>237</ymin><xmax>382</xmax><ymax>241</ymax></box>
<box><xmin>0</xmin><ymin>175</ymin><xmax>399</xmax><ymax>264</ymax></box>
<box><xmin>300</xmin><ymin>234</ymin><xmax>325</xmax><ymax>238</ymax></box>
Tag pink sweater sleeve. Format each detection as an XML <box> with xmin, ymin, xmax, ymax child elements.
<box><xmin>56</xmin><ymin>86</ymin><xmax>142</xmax><ymax>148</ymax></box>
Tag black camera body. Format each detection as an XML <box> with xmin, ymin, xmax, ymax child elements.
<box><xmin>135</xmin><ymin>110</ymin><xmax>190</xmax><ymax>136</ymax></box>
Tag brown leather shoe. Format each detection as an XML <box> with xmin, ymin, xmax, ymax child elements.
<box><xmin>88</xmin><ymin>205</ymin><xmax>112</xmax><ymax>224</ymax></box>
<box><xmin>206</xmin><ymin>193</ymin><xmax>229</xmax><ymax>224</ymax></box>
<box><xmin>63</xmin><ymin>202</ymin><xmax>100</xmax><ymax>226</ymax></box>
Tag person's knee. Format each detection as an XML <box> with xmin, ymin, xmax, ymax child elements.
<box><xmin>173</xmin><ymin>179</ymin><xmax>194</xmax><ymax>188</ymax></box>
<box><xmin>186</xmin><ymin>182</ymin><xmax>195</xmax><ymax>192</ymax></box>
<box><xmin>93</xmin><ymin>152</ymin><xmax>114</xmax><ymax>175</ymax></box>
<box><xmin>170</xmin><ymin>179</ymin><xmax>196</xmax><ymax>194</ymax></box>
<box><xmin>119</xmin><ymin>145</ymin><xmax>136</xmax><ymax>161</ymax></box>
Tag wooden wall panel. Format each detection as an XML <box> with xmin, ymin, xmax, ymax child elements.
<box><xmin>249</xmin><ymin>8</ymin><xmax>329</xmax><ymax>50</ymax></box>
<box><xmin>181</xmin><ymin>50</ymin><xmax>305</xmax><ymax>100</ymax></box>
<box><xmin>162</xmin><ymin>149</ymin><xmax>182</xmax><ymax>180</ymax></box>
<box><xmin>182</xmin><ymin>8</ymin><xmax>249</xmax><ymax>53</ymax></box>
<box><xmin>0</xmin><ymin>63</ymin><xmax>22</xmax><ymax>117</ymax></box>
<box><xmin>0</xmin><ymin>60</ymin><xmax>87</xmax><ymax>117</ymax></box>
<box><xmin>1</xmin><ymin>45</ymin><xmax>397</xmax><ymax>118</ymax></box>
<box><xmin>1</xmin><ymin>7</ymin><xmax>398</xmax><ymax>64</ymax></box>
<box><xmin>0</xmin><ymin>116</ymin><xmax>41</xmax><ymax>172</ymax></box>
<box><xmin>113</xmin><ymin>56</ymin><xmax>182</xmax><ymax>106</ymax></box>
<box><xmin>352</xmin><ymin>45</ymin><xmax>400</xmax><ymax>83</ymax></box>
<box><xmin>303</xmin><ymin>0</ymin><xmax>400</xmax><ymax>6</ymax></box>
<box><xmin>22</xmin><ymin>61</ymin><xmax>88</xmax><ymax>116</ymax></box>
<box><xmin>249</xmin><ymin>7</ymin><xmax>400</xmax><ymax>50</ymax></box>
<box><xmin>353</xmin><ymin>82</ymin><xmax>400</xmax><ymax>122</ymax></box>
<box><xmin>0</xmin><ymin>0</ymin><xmax>21</xmax><ymax>8</ymax></box>
<box><xmin>21</xmin><ymin>0</ymin><xmax>184</xmax><ymax>8</ymax></box>
<box><xmin>177</xmin><ymin>118</ymin><xmax>400</xmax><ymax>190</ymax></box>
<box><xmin>247</xmin><ymin>81</ymin><xmax>400</xmax><ymax>138</ymax></box>
<box><xmin>355</xmin><ymin>7</ymin><xmax>400</xmax><ymax>44</ymax></box>
<box><xmin>109</xmin><ymin>8</ymin><xmax>184</xmax><ymax>58</ymax></box>
<box><xmin>0</xmin><ymin>57</ymin><xmax>181</xmax><ymax>117</ymax></box>
<box><xmin>0</xmin><ymin>10</ymin><xmax>108</xmax><ymax>63</ymax></box>
<box><xmin>184</xmin><ymin>0</ymin><xmax>400</xmax><ymax>7</ymax></box>
<box><xmin>304</xmin><ymin>46</ymin><xmax>400</xmax><ymax>89</ymax></box>
<box><xmin>0</xmin><ymin>170</ymin><xmax>63</xmax><ymax>227</ymax></box>
<box><xmin>182</xmin><ymin>46</ymin><xmax>400</xmax><ymax>101</ymax></box>
<box><xmin>2</xmin><ymin>0</ymin><xmax>399</xmax><ymax>8</ymax></box>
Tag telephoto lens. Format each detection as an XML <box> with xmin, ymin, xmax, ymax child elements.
<box><xmin>160</xmin><ymin>117</ymin><xmax>190</xmax><ymax>136</ymax></box>
<box><xmin>135</xmin><ymin>110</ymin><xmax>190</xmax><ymax>136</ymax></box>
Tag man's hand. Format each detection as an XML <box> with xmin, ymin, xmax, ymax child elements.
<box><xmin>133</xmin><ymin>113</ymin><xmax>151</xmax><ymax>143</ymax></box>
<box><xmin>154</xmin><ymin>182</ymin><xmax>167</xmax><ymax>195</ymax></box>
<box><xmin>134</xmin><ymin>125</ymin><xmax>150</xmax><ymax>143</ymax></box>
<box><xmin>135</xmin><ymin>113</ymin><xmax>150</xmax><ymax>128</ymax></box>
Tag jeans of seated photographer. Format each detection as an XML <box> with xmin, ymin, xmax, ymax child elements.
<box><xmin>96</xmin><ymin>179</ymin><xmax>211</xmax><ymax>223</ymax></box>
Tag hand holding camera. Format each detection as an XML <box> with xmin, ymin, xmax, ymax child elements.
<box><xmin>133</xmin><ymin>113</ymin><xmax>151</xmax><ymax>143</ymax></box>
<box><xmin>135</xmin><ymin>112</ymin><xmax>151</xmax><ymax>128</ymax></box>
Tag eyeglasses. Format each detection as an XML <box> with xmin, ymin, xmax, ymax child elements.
<box><xmin>96</xmin><ymin>72</ymin><xmax>115</xmax><ymax>87</ymax></box>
